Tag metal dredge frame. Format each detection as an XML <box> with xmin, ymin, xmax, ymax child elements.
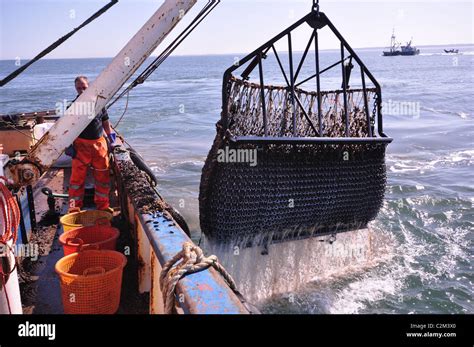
<box><xmin>200</xmin><ymin>7</ymin><xmax>393</xmax><ymax>245</ymax></box>
<box><xmin>221</xmin><ymin>10</ymin><xmax>392</xmax><ymax>144</ymax></box>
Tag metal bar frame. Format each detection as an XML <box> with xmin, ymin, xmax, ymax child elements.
<box><xmin>322</xmin><ymin>12</ymin><xmax>386</xmax><ymax>137</ymax></box>
<box><xmin>24</xmin><ymin>0</ymin><xmax>199</xmax><ymax>173</ymax></box>
<box><xmin>294</xmin><ymin>93</ymin><xmax>319</xmax><ymax>136</ymax></box>
<box><xmin>271</xmin><ymin>45</ymin><xmax>290</xmax><ymax>87</ymax></box>
<box><xmin>241</xmin><ymin>46</ymin><xmax>271</xmax><ymax>81</ymax></box>
<box><xmin>361</xmin><ymin>68</ymin><xmax>373</xmax><ymax>137</ymax></box>
<box><xmin>258</xmin><ymin>53</ymin><xmax>268</xmax><ymax>136</ymax></box>
<box><xmin>314</xmin><ymin>29</ymin><xmax>323</xmax><ymax>135</ymax></box>
<box><xmin>288</xmin><ymin>33</ymin><xmax>298</xmax><ymax>136</ymax></box>
<box><xmin>340</xmin><ymin>43</ymin><xmax>350</xmax><ymax>137</ymax></box>
<box><xmin>294</xmin><ymin>30</ymin><xmax>316</xmax><ymax>82</ymax></box>
<box><xmin>230</xmin><ymin>136</ymin><xmax>393</xmax><ymax>145</ymax></box>
<box><xmin>221</xmin><ymin>11</ymin><xmax>391</xmax><ymax>141</ymax></box>
<box><xmin>295</xmin><ymin>55</ymin><xmax>351</xmax><ymax>88</ymax></box>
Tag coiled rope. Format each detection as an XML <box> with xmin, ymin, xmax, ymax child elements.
<box><xmin>160</xmin><ymin>242</ymin><xmax>258</xmax><ymax>314</ymax></box>
<box><xmin>0</xmin><ymin>176</ymin><xmax>20</xmax><ymax>314</ymax></box>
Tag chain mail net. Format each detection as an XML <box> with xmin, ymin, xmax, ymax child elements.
<box><xmin>200</xmin><ymin>77</ymin><xmax>388</xmax><ymax>246</ymax></box>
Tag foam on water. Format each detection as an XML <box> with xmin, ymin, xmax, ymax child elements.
<box><xmin>203</xmin><ymin>227</ymin><xmax>395</xmax><ymax>304</ymax></box>
<box><xmin>419</xmin><ymin>51</ymin><xmax>474</xmax><ymax>56</ymax></box>
<box><xmin>388</xmin><ymin>150</ymin><xmax>474</xmax><ymax>174</ymax></box>
<box><xmin>421</xmin><ymin>106</ymin><xmax>471</xmax><ymax>119</ymax></box>
<box><xmin>252</xmin><ymin>183</ymin><xmax>473</xmax><ymax>314</ymax></box>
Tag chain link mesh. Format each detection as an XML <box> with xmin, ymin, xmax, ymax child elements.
<box><xmin>199</xmin><ymin>77</ymin><xmax>388</xmax><ymax>245</ymax></box>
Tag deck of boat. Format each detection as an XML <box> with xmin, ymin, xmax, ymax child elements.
<box><xmin>18</xmin><ymin>165</ymin><xmax>148</xmax><ymax>314</ymax></box>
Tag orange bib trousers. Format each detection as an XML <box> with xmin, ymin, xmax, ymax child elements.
<box><xmin>68</xmin><ymin>137</ymin><xmax>110</xmax><ymax>210</ymax></box>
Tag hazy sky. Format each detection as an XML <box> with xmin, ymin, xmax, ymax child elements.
<box><xmin>0</xmin><ymin>0</ymin><xmax>473</xmax><ymax>60</ymax></box>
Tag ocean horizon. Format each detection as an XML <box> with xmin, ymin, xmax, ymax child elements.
<box><xmin>1</xmin><ymin>42</ymin><xmax>473</xmax><ymax>61</ymax></box>
<box><xmin>1</xmin><ymin>44</ymin><xmax>473</xmax><ymax>314</ymax></box>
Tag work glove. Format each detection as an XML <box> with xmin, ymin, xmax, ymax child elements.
<box><xmin>65</xmin><ymin>145</ymin><xmax>76</xmax><ymax>158</ymax></box>
<box><xmin>107</xmin><ymin>132</ymin><xmax>118</xmax><ymax>147</ymax></box>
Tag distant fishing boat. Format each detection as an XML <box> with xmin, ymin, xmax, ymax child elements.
<box><xmin>383</xmin><ymin>30</ymin><xmax>400</xmax><ymax>56</ymax></box>
<box><xmin>444</xmin><ymin>49</ymin><xmax>459</xmax><ymax>54</ymax></box>
<box><xmin>383</xmin><ymin>30</ymin><xmax>420</xmax><ymax>56</ymax></box>
<box><xmin>399</xmin><ymin>40</ymin><xmax>420</xmax><ymax>56</ymax></box>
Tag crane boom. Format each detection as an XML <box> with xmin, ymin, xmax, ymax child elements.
<box><xmin>6</xmin><ymin>0</ymin><xmax>197</xmax><ymax>187</ymax></box>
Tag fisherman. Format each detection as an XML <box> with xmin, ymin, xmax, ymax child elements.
<box><xmin>65</xmin><ymin>76</ymin><xmax>116</xmax><ymax>213</ymax></box>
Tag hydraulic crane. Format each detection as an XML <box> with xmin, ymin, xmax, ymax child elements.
<box><xmin>0</xmin><ymin>0</ymin><xmax>197</xmax><ymax>315</ymax></box>
<box><xmin>4</xmin><ymin>0</ymin><xmax>197</xmax><ymax>188</ymax></box>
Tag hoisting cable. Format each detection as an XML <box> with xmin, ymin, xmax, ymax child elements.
<box><xmin>108</xmin><ymin>0</ymin><xmax>220</xmax><ymax>117</ymax></box>
<box><xmin>133</xmin><ymin>1</ymin><xmax>220</xmax><ymax>86</ymax></box>
<box><xmin>0</xmin><ymin>0</ymin><xmax>118</xmax><ymax>87</ymax></box>
<box><xmin>113</xmin><ymin>91</ymin><xmax>130</xmax><ymax>129</ymax></box>
<box><xmin>109</xmin><ymin>0</ymin><xmax>220</xmax><ymax>109</ymax></box>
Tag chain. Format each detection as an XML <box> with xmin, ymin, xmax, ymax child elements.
<box><xmin>312</xmin><ymin>0</ymin><xmax>320</xmax><ymax>14</ymax></box>
<box><xmin>371</xmin><ymin>92</ymin><xmax>378</xmax><ymax>127</ymax></box>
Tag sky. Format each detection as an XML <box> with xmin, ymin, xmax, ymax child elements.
<box><xmin>0</xmin><ymin>0</ymin><xmax>473</xmax><ymax>60</ymax></box>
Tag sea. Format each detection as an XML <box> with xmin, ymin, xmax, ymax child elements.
<box><xmin>0</xmin><ymin>44</ymin><xmax>472</xmax><ymax>314</ymax></box>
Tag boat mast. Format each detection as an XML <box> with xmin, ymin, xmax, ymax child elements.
<box><xmin>5</xmin><ymin>0</ymin><xmax>197</xmax><ymax>187</ymax></box>
<box><xmin>390</xmin><ymin>29</ymin><xmax>396</xmax><ymax>52</ymax></box>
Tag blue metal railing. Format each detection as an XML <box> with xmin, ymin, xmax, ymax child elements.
<box><xmin>113</xmin><ymin>144</ymin><xmax>249</xmax><ymax>314</ymax></box>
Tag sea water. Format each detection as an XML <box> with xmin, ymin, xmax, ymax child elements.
<box><xmin>1</xmin><ymin>45</ymin><xmax>472</xmax><ymax>314</ymax></box>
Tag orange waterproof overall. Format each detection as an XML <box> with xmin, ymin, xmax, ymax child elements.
<box><xmin>68</xmin><ymin>137</ymin><xmax>110</xmax><ymax>210</ymax></box>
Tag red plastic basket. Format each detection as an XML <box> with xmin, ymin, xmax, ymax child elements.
<box><xmin>59</xmin><ymin>218</ymin><xmax>120</xmax><ymax>256</ymax></box>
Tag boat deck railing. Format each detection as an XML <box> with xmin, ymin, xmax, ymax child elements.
<box><xmin>112</xmin><ymin>142</ymin><xmax>249</xmax><ymax>314</ymax></box>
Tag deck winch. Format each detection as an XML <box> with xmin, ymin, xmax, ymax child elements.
<box><xmin>200</xmin><ymin>3</ymin><xmax>393</xmax><ymax>245</ymax></box>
